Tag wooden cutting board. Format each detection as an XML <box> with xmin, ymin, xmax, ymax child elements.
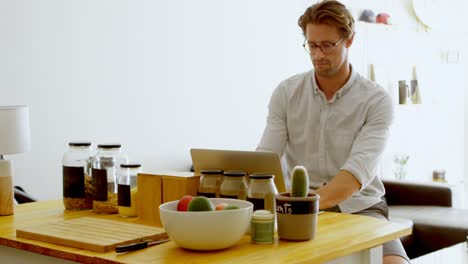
<box><xmin>16</xmin><ymin>217</ymin><xmax>167</xmax><ymax>252</ymax></box>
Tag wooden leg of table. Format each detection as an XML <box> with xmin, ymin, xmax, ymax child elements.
<box><xmin>363</xmin><ymin>245</ymin><xmax>383</xmax><ymax>264</ymax></box>
<box><xmin>324</xmin><ymin>245</ymin><xmax>383</xmax><ymax>264</ymax></box>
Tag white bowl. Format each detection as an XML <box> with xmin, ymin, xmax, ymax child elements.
<box><xmin>159</xmin><ymin>198</ymin><xmax>253</xmax><ymax>250</ymax></box>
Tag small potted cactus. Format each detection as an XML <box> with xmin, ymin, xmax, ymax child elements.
<box><xmin>275</xmin><ymin>165</ymin><xmax>320</xmax><ymax>241</ymax></box>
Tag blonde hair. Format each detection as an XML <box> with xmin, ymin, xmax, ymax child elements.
<box><xmin>298</xmin><ymin>0</ymin><xmax>354</xmax><ymax>38</ymax></box>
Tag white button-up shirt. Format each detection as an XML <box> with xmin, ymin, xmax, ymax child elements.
<box><xmin>257</xmin><ymin>67</ymin><xmax>393</xmax><ymax>213</ymax></box>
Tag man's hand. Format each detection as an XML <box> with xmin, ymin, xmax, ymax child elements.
<box><xmin>315</xmin><ymin>170</ymin><xmax>361</xmax><ymax>210</ymax></box>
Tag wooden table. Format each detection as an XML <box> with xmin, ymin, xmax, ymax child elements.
<box><xmin>0</xmin><ymin>200</ymin><xmax>411</xmax><ymax>264</ymax></box>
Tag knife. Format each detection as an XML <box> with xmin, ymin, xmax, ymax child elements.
<box><xmin>115</xmin><ymin>238</ymin><xmax>171</xmax><ymax>253</ymax></box>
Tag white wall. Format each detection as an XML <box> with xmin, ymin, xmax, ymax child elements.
<box><xmin>343</xmin><ymin>0</ymin><xmax>467</xmax><ymax>187</ymax></box>
<box><xmin>1</xmin><ymin>0</ymin><xmax>313</xmax><ymax>200</ymax></box>
<box><xmin>361</xmin><ymin>28</ymin><xmax>466</xmax><ymax>185</ymax></box>
<box><xmin>1</xmin><ymin>0</ymin><xmax>467</xmax><ymax>201</ymax></box>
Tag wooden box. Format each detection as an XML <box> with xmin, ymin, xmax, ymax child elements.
<box><xmin>137</xmin><ymin>171</ymin><xmax>200</xmax><ymax>226</ymax></box>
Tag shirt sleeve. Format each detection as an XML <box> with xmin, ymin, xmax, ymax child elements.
<box><xmin>341</xmin><ymin>91</ymin><xmax>394</xmax><ymax>190</ymax></box>
<box><xmin>256</xmin><ymin>83</ymin><xmax>288</xmax><ymax>156</ymax></box>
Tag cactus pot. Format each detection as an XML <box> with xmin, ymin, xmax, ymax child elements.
<box><xmin>275</xmin><ymin>192</ymin><xmax>320</xmax><ymax>241</ymax></box>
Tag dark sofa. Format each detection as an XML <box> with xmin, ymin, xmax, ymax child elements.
<box><xmin>383</xmin><ymin>179</ymin><xmax>468</xmax><ymax>259</ymax></box>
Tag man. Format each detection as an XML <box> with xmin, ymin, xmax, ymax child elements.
<box><xmin>257</xmin><ymin>1</ymin><xmax>409</xmax><ymax>263</ymax></box>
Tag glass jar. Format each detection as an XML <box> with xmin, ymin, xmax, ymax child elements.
<box><xmin>198</xmin><ymin>169</ymin><xmax>223</xmax><ymax>198</ymax></box>
<box><xmin>118</xmin><ymin>162</ymin><xmax>141</xmax><ymax>217</ymax></box>
<box><xmin>62</xmin><ymin>141</ymin><xmax>93</xmax><ymax>210</ymax></box>
<box><xmin>92</xmin><ymin>143</ymin><xmax>126</xmax><ymax>214</ymax></box>
<box><xmin>220</xmin><ymin>170</ymin><xmax>248</xmax><ymax>200</ymax></box>
<box><xmin>247</xmin><ymin>173</ymin><xmax>278</xmax><ymax>214</ymax></box>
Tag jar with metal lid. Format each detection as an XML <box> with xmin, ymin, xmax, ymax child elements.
<box><xmin>198</xmin><ymin>169</ymin><xmax>223</xmax><ymax>198</ymax></box>
<box><xmin>62</xmin><ymin>141</ymin><xmax>93</xmax><ymax>210</ymax></box>
<box><xmin>118</xmin><ymin>162</ymin><xmax>141</xmax><ymax>217</ymax></box>
<box><xmin>247</xmin><ymin>173</ymin><xmax>278</xmax><ymax>214</ymax></box>
<box><xmin>92</xmin><ymin>143</ymin><xmax>126</xmax><ymax>214</ymax></box>
<box><xmin>220</xmin><ymin>170</ymin><xmax>248</xmax><ymax>200</ymax></box>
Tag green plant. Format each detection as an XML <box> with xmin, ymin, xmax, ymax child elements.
<box><xmin>291</xmin><ymin>166</ymin><xmax>309</xmax><ymax>197</ymax></box>
<box><xmin>393</xmin><ymin>154</ymin><xmax>409</xmax><ymax>166</ymax></box>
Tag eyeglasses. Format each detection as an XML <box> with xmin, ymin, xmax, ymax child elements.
<box><xmin>302</xmin><ymin>37</ymin><xmax>345</xmax><ymax>54</ymax></box>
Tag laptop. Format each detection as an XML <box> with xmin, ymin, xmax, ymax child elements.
<box><xmin>190</xmin><ymin>148</ymin><xmax>286</xmax><ymax>193</ymax></box>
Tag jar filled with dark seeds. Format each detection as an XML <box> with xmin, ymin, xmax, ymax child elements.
<box><xmin>62</xmin><ymin>141</ymin><xmax>93</xmax><ymax>210</ymax></box>
<box><xmin>92</xmin><ymin>143</ymin><xmax>126</xmax><ymax>214</ymax></box>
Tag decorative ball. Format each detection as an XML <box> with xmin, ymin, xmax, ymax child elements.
<box><xmin>376</xmin><ymin>13</ymin><xmax>392</xmax><ymax>25</ymax></box>
<box><xmin>359</xmin><ymin>9</ymin><xmax>376</xmax><ymax>23</ymax></box>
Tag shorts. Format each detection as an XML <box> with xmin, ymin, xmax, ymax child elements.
<box><xmin>325</xmin><ymin>201</ymin><xmax>410</xmax><ymax>263</ymax></box>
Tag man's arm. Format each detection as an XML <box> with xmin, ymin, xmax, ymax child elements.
<box><xmin>315</xmin><ymin>170</ymin><xmax>360</xmax><ymax>209</ymax></box>
<box><xmin>257</xmin><ymin>84</ymin><xmax>288</xmax><ymax>156</ymax></box>
<box><xmin>316</xmin><ymin>92</ymin><xmax>394</xmax><ymax>209</ymax></box>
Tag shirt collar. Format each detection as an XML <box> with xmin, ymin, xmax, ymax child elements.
<box><xmin>312</xmin><ymin>73</ymin><xmax>319</xmax><ymax>95</ymax></box>
<box><xmin>311</xmin><ymin>64</ymin><xmax>357</xmax><ymax>100</ymax></box>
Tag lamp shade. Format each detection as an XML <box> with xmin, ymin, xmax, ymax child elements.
<box><xmin>0</xmin><ymin>106</ymin><xmax>31</xmax><ymax>155</ymax></box>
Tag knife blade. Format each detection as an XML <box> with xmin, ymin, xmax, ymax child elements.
<box><xmin>115</xmin><ymin>238</ymin><xmax>171</xmax><ymax>253</ymax></box>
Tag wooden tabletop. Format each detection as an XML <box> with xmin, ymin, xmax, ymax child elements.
<box><xmin>0</xmin><ymin>200</ymin><xmax>411</xmax><ymax>264</ymax></box>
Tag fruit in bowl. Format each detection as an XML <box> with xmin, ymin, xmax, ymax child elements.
<box><xmin>176</xmin><ymin>195</ymin><xmax>194</xmax><ymax>211</ymax></box>
<box><xmin>159</xmin><ymin>197</ymin><xmax>253</xmax><ymax>250</ymax></box>
<box><xmin>187</xmin><ymin>196</ymin><xmax>215</xmax><ymax>211</ymax></box>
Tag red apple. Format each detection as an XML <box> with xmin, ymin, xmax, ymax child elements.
<box><xmin>177</xmin><ymin>195</ymin><xmax>194</xmax><ymax>211</ymax></box>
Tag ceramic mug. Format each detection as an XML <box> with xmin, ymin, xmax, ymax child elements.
<box><xmin>398</xmin><ymin>80</ymin><xmax>409</xmax><ymax>104</ymax></box>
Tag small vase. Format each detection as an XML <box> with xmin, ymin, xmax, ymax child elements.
<box><xmin>393</xmin><ymin>164</ymin><xmax>408</xmax><ymax>180</ymax></box>
<box><xmin>275</xmin><ymin>192</ymin><xmax>320</xmax><ymax>241</ymax></box>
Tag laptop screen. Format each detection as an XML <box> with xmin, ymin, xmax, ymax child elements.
<box><xmin>190</xmin><ymin>148</ymin><xmax>286</xmax><ymax>193</ymax></box>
